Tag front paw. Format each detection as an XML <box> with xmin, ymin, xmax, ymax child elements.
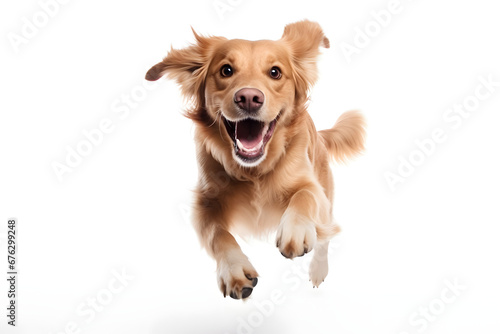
<box><xmin>276</xmin><ymin>211</ymin><xmax>317</xmax><ymax>259</ymax></box>
<box><xmin>217</xmin><ymin>252</ymin><xmax>259</xmax><ymax>299</ymax></box>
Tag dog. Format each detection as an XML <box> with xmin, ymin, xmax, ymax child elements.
<box><xmin>146</xmin><ymin>20</ymin><xmax>365</xmax><ymax>299</ymax></box>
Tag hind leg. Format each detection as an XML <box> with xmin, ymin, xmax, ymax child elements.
<box><xmin>309</xmin><ymin>240</ymin><xmax>330</xmax><ymax>287</ymax></box>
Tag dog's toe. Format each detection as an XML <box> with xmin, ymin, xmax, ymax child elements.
<box><xmin>242</xmin><ymin>287</ymin><xmax>253</xmax><ymax>299</ymax></box>
<box><xmin>276</xmin><ymin>214</ymin><xmax>317</xmax><ymax>259</ymax></box>
<box><xmin>250</xmin><ymin>277</ymin><xmax>258</xmax><ymax>287</ymax></box>
<box><xmin>217</xmin><ymin>256</ymin><xmax>259</xmax><ymax>300</ymax></box>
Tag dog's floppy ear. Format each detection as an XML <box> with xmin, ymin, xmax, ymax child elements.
<box><xmin>146</xmin><ymin>29</ymin><xmax>226</xmax><ymax>101</ymax></box>
<box><xmin>281</xmin><ymin>20</ymin><xmax>329</xmax><ymax>97</ymax></box>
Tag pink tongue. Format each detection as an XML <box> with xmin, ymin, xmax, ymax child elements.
<box><xmin>236</xmin><ymin>119</ymin><xmax>264</xmax><ymax>148</ymax></box>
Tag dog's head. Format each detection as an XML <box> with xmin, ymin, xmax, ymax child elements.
<box><xmin>146</xmin><ymin>20</ymin><xmax>329</xmax><ymax>168</ymax></box>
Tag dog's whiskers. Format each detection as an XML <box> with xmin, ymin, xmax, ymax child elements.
<box><xmin>207</xmin><ymin>110</ymin><xmax>219</xmax><ymax>128</ymax></box>
<box><xmin>216</xmin><ymin>110</ymin><xmax>229</xmax><ymax>143</ymax></box>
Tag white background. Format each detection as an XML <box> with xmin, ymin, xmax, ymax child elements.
<box><xmin>1</xmin><ymin>0</ymin><xmax>500</xmax><ymax>333</ymax></box>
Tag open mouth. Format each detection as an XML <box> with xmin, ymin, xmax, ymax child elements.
<box><xmin>223</xmin><ymin>116</ymin><xmax>278</xmax><ymax>164</ymax></box>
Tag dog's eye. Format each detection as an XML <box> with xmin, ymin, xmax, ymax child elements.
<box><xmin>269</xmin><ymin>66</ymin><xmax>282</xmax><ymax>79</ymax></box>
<box><xmin>220</xmin><ymin>64</ymin><xmax>233</xmax><ymax>77</ymax></box>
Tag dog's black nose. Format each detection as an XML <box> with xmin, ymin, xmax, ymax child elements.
<box><xmin>234</xmin><ymin>88</ymin><xmax>264</xmax><ymax>113</ymax></box>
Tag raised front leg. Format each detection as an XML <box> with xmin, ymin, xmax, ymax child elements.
<box><xmin>276</xmin><ymin>183</ymin><xmax>331</xmax><ymax>259</ymax></box>
<box><xmin>276</xmin><ymin>183</ymin><xmax>338</xmax><ymax>288</ymax></box>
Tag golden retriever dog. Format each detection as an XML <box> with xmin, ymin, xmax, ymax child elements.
<box><xmin>146</xmin><ymin>20</ymin><xmax>365</xmax><ymax>299</ymax></box>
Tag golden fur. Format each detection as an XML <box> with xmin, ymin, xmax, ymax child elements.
<box><xmin>146</xmin><ymin>20</ymin><xmax>366</xmax><ymax>299</ymax></box>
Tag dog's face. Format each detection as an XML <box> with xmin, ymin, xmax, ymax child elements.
<box><xmin>146</xmin><ymin>20</ymin><xmax>329</xmax><ymax>168</ymax></box>
<box><xmin>205</xmin><ymin>39</ymin><xmax>296</xmax><ymax>166</ymax></box>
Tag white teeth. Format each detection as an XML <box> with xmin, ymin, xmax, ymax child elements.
<box><xmin>262</xmin><ymin>123</ymin><xmax>270</xmax><ymax>135</ymax></box>
<box><xmin>236</xmin><ymin>138</ymin><xmax>263</xmax><ymax>153</ymax></box>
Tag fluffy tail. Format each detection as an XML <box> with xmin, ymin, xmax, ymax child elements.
<box><xmin>318</xmin><ymin>110</ymin><xmax>366</xmax><ymax>163</ymax></box>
